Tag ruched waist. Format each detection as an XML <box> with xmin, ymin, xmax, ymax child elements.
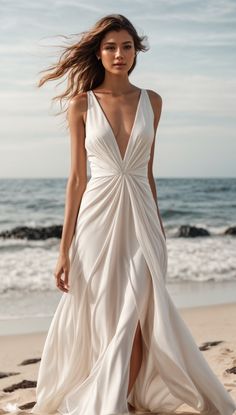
<box><xmin>90</xmin><ymin>163</ymin><xmax>147</xmax><ymax>178</ymax></box>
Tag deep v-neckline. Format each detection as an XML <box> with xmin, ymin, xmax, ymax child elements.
<box><xmin>91</xmin><ymin>89</ymin><xmax>143</xmax><ymax>162</ymax></box>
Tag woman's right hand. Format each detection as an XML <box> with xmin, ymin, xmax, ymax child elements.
<box><xmin>53</xmin><ymin>252</ymin><xmax>70</xmax><ymax>293</ymax></box>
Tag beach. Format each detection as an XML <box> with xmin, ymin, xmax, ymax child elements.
<box><xmin>0</xmin><ymin>302</ymin><xmax>236</xmax><ymax>415</ymax></box>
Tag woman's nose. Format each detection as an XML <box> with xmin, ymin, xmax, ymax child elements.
<box><xmin>115</xmin><ymin>48</ymin><xmax>123</xmax><ymax>58</ymax></box>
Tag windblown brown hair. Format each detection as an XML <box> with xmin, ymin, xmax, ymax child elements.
<box><xmin>37</xmin><ymin>14</ymin><xmax>149</xmax><ymax>115</ymax></box>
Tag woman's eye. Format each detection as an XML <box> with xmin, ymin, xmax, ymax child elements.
<box><xmin>104</xmin><ymin>45</ymin><xmax>132</xmax><ymax>51</ymax></box>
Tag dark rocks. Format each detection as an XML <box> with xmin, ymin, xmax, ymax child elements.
<box><xmin>0</xmin><ymin>371</ymin><xmax>20</xmax><ymax>379</ymax></box>
<box><xmin>178</xmin><ymin>225</ymin><xmax>210</xmax><ymax>237</ymax></box>
<box><xmin>0</xmin><ymin>225</ymin><xmax>62</xmax><ymax>240</ymax></box>
<box><xmin>226</xmin><ymin>366</ymin><xmax>236</xmax><ymax>374</ymax></box>
<box><xmin>19</xmin><ymin>358</ymin><xmax>41</xmax><ymax>366</ymax></box>
<box><xmin>225</xmin><ymin>226</ymin><xmax>236</xmax><ymax>235</ymax></box>
<box><xmin>3</xmin><ymin>379</ymin><xmax>37</xmax><ymax>392</ymax></box>
<box><xmin>19</xmin><ymin>401</ymin><xmax>36</xmax><ymax>410</ymax></box>
<box><xmin>1</xmin><ymin>224</ymin><xmax>235</xmax><ymax>240</ymax></box>
<box><xmin>199</xmin><ymin>340</ymin><xmax>224</xmax><ymax>351</ymax></box>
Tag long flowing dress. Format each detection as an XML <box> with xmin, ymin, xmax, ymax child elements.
<box><xmin>30</xmin><ymin>89</ymin><xmax>236</xmax><ymax>415</ymax></box>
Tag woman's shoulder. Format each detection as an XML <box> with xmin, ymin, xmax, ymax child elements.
<box><xmin>68</xmin><ymin>92</ymin><xmax>87</xmax><ymax>110</ymax></box>
<box><xmin>145</xmin><ymin>89</ymin><xmax>163</xmax><ymax>120</ymax></box>
<box><xmin>67</xmin><ymin>92</ymin><xmax>88</xmax><ymax>116</ymax></box>
<box><xmin>145</xmin><ymin>89</ymin><xmax>162</xmax><ymax>104</ymax></box>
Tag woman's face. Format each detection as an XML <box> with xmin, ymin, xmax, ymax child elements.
<box><xmin>97</xmin><ymin>29</ymin><xmax>136</xmax><ymax>75</ymax></box>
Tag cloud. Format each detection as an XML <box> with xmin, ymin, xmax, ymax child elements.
<box><xmin>0</xmin><ymin>0</ymin><xmax>235</xmax><ymax>177</ymax></box>
<box><xmin>149</xmin><ymin>32</ymin><xmax>236</xmax><ymax>47</ymax></box>
<box><xmin>133</xmin><ymin>0</ymin><xmax>236</xmax><ymax>23</ymax></box>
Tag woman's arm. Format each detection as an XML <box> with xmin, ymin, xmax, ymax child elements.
<box><xmin>59</xmin><ymin>93</ymin><xmax>88</xmax><ymax>254</ymax></box>
<box><xmin>54</xmin><ymin>93</ymin><xmax>88</xmax><ymax>293</ymax></box>
<box><xmin>147</xmin><ymin>90</ymin><xmax>166</xmax><ymax>240</ymax></box>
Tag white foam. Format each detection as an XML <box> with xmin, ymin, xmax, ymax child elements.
<box><xmin>166</xmin><ymin>236</ymin><xmax>236</xmax><ymax>282</ymax></box>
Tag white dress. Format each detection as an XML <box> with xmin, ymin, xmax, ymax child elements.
<box><xmin>31</xmin><ymin>89</ymin><xmax>236</xmax><ymax>415</ymax></box>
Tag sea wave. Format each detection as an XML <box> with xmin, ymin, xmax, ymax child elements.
<box><xmin>0</xmin><ymin>235</ymin><xmax>235</xmax><ymax>299</ymax></box>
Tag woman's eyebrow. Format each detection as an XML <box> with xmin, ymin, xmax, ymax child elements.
<box><xmin>103</xmin><ymin>40</ymin><xmax>133</xmax><ymax>45</ymax></box>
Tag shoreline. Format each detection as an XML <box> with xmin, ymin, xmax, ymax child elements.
<box><xmin>1</xmin><ymin>280</ymin><xmax>236</xmax><ymax>336</ymax></box>
<box><xmin>0</xmin><ymin>301</ymin><xmax>235</xmax><ymax>338</ymax></box>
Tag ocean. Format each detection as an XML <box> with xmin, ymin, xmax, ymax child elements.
<box><xmin>0</xmin><ymin>177</ymin><xmax>236</xmax><ymax>332</ymax></box>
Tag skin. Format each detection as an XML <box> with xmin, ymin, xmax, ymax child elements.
<box><xmin>53</xmin><ymin>28</ymin><xmax>166</xmax><ymax>406</ymax></box>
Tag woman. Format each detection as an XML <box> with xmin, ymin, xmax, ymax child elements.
<box><xmin>31</xmin><ymin>14</ymin><xmax>236</xmax><ymax>415</ymax></box>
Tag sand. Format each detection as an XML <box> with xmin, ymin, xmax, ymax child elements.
<box><xmin>0</xmin><ymin>302</ymin><xmax>236</xmax><ymax>415</ymax></box>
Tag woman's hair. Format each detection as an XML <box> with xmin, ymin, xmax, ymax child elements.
<box><xmin>37</xmin><ymin>14</ymin><xmax>149</xmax><ymax>115</ymax></box>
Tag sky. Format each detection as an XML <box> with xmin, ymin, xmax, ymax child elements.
<box><xmin>0</xmin><ymin>0</ymin><xmax>236</xmax><ymax>178</ymax></box>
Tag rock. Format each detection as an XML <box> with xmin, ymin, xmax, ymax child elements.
<box><xmin>226</xmin><ymin>366</ymin><xmax>236</xmax><ymax>374</ymax></box>
<box><xmin>178</xmin><ymin>225</ymin><xmax>210</xmax><ymax>237</ymax></box>
<box><xmin>0</xmin><ymin>225</ymin><xmax>62</xmax><ymax>240</ymax></box>
<box><xmin>225</xmin><ymin>226</ymin><xmax>236</xmax><ymax>235</ymax></box>
<box><xmin>199</xmin><ymin>340</ymin><xmax>224</xmax><ymax>351</ymax></box>
<box><xmin>0</xmin><ymin>371</ymin><xmax>20</xmax><ymax>379</ymax></box>
<box><xmin>3</xmin><ymin>379</ymin><xmax>37</xmax><ymax>392</ymax></box>
<box><xmin>19</xmin><ymin>401</ymin><xmax>36</xmax><ymax>410</ymax></box>
<box><xmin>19</xmin><ymin>358</ymin><xmax>41</xmax><ymax>366</ymax></box>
